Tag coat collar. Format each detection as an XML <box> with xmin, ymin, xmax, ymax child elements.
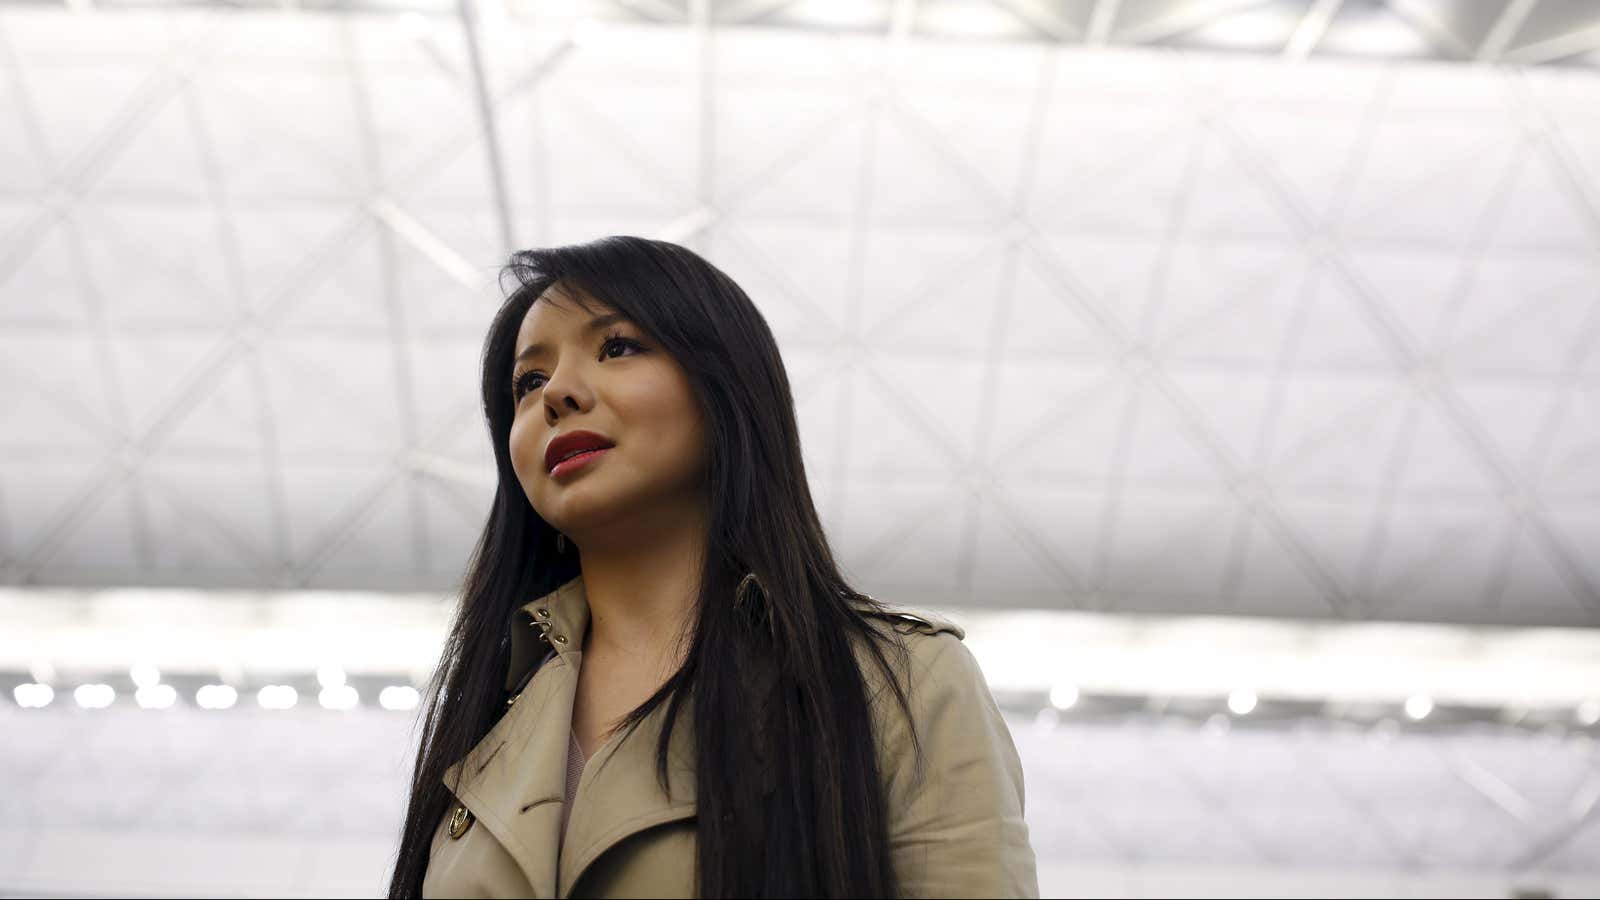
<box><xmin>445</xmin><ymin>574</ymin><xmax>697</xmax><ymax>899</ymax></box>
<box><xmin>502</xmin><ymin>573</ymin><xmax>590</xmax><ymax>692</ymax></box>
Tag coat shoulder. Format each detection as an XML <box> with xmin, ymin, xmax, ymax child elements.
<box><xmin>849</xmin><ymin>596</ymin><xmax>966</xmax><ymax>641</ymax></box>
<box><xmin>847</xmin><ymin>598</ymin><xmax>1039</xmax><ymax>898</ymax></box>
<box><xmin>846</xmin><ymin>597</ymin><xmax>981</xmax><ymax>735</ymax></box>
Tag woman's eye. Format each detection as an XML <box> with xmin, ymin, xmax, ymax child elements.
<box><xmin>513</xmin><ymin>337</ymin><xmax>641</xmax><ymax>401</ymax></box>
<box><xmin>602</xmin><ymin>336</ymin><xmax>641</xmax><ymax>359</ymax></box>
<box><xmin>513</xmin><ymin>371</ymin><xmax>544</xmax><ymax>400</ymax></box>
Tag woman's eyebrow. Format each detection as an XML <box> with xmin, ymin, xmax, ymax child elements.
<box><xmin>513</xmin><ymin>312</ymin><xmax>630</xmax><ymax>367</ymax></box>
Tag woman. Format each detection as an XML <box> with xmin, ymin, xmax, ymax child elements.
<box><xmin>388</xmin><ymin>235</ymin><xmax>1038</xmax><ymax>898</ymax></box>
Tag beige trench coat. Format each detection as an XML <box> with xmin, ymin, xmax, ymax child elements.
<box><xmin>421</xmin><ymin>575</ymin><xmax>1038</xmax><ymax>898</ymax></box>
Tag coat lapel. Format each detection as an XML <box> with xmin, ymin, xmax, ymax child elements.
<box><xmin>442</xmin><ymin>650</ymin><xmax>575</xmax><ymax>898</ymax></box>
<box><xmin>556</xmin><ymin>681</ymin><xmax>698</xmax><ymax>898</ymax></box>
<box><xmin>442</xmin><ymin>574</ymin><xmax>699</xmax><ymax>899</ymax></box>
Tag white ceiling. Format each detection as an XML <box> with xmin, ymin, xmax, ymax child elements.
<box><xmin>1</xmin><ymin>3</ymin><xmax>1599</xmax><ymax>627</ymax></box>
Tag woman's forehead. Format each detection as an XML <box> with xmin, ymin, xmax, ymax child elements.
<box><xmin>520</xmin><ymin>285</ymin><xmax>608</xmax><ymax>332</ymax></box>
<box><xmin>513</xmin><ymin>286</ymin><xmax>624</xmax><ymax>362</ymax></box>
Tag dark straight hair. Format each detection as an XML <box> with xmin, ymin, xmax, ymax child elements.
<box><xmin>386</xmin><ymin>235</ymin><xmax>925</xmax><ymax>898</ymax></box>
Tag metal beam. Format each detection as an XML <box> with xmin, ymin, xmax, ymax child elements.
<box><xmin>342</xmin><ymin>18</ymin><xmax>433</xmax><ymax>586</ymax></box>
<box><xmin>1114</xmin><ymin>0</ymin><xmax>1274</xmax><ymax>46</ymax></box>
<box><xmin>1085</xmin><ymin>0</ymin><xmax>1120</xmax><ymax>44</ymax></box>
<box><xmin>611</xmin><ymin>0</ymin><xmax>687</xmax><ymax>22</ymax></box>
<box><xmin>717</xmin><ymin>0</ymin><xmax>805</xmax><ymax>26</ymax></box>
<box><xmin>1475</xmin><ymin>0</ymin><xmax>1539</xmax><ymax>63</ymax></box>
<box><xmin>989</xmin><ymin>0</ymin><xmax>1083</xmax><ymax>42</ymax></box>
<box><xmin>458</xmin><ymin>0</ymin><xmax>516</xmax><ymax>255</ymax></box>
<box><xmin>1503</xmin><ymin>18</ymin><xmax>1600</xmax><ymax>65</ymax></box>
<box><xmin>1384</xmin><ymin>0</ymin><xmax>1474</xmax><ymax>60</ymax></box>
<box><xmin>1284</xmin><ymin>0</ymin><xmax>1344</xmax><ymax>60</ymax></box>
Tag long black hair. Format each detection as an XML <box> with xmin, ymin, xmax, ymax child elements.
<box><xmin>386</xmin><ymin>235</ymin><xmax>925</xmax><ymax>898</ymax></box>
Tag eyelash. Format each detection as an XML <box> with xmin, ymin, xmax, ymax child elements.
<box><xmin>512</xmin><ymin>330</ymin><xmax>643</xmax><ymax>402</ymax></box>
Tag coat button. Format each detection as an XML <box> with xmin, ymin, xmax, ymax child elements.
<box><xmin>535</xmin><ymin>607</ymin><xmax>551</xmax><ymax>619</ymax></box>
<box><xmin>448</xmin><ymin>803</ymin><xmax>474</xmax><ymax>839</ymax></box>
<box><xmin>552</xmin><ymin>634</ymin><xmax>567</xmax><ymax>645</ymax></box>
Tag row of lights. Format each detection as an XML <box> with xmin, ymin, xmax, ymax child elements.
<box><xmin>10</xmin><ymin>665</ymin><xmax>422</xmax><ymax>712</ymax></box>
<box><xmin>16</xmin><ymin>669</ymin><xmax>1600</xmax><ymax>726</ymax></box>
<box><xmin>1048</xmin><ymin>684</ymin><xmax>1600</xmax><ymax>726</ymax></box>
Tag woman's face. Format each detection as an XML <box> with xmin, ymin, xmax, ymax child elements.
<box><xmin>507</xmin><ymin>282</ymin><xmax>710</xmax><ymax>545</ymax></box>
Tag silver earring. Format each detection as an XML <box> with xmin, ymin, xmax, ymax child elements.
<box><xmin>556</xmin><ymin>532</ymin><xmax>567</xmax><ymax>554</ymax></box>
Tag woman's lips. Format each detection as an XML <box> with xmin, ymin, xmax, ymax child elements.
<box><xmin>549</xmin><ymin>446</ymin><xmax>611</xmax><ymax>479</ymax></box>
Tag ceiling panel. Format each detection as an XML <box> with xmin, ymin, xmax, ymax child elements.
<box><xmin>0</xmin><ymin>5</ymin><xmax>1596</xmax><ymax>628</ymax></box>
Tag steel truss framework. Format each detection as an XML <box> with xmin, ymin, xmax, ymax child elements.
<box><xmin>0</xmin><ymin>1</ymin><xmax>1597</xmax><ymax>627</ymax></box>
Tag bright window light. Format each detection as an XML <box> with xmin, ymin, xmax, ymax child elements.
<box><xmin>380</xmin><ymin>685</ymin><xmax>421</xmax><ymax>711</ymax></box>
<box><xmin>1576</xmin><ymin>699</ymin><xmax>1600</xmax><ymax>727</ymax></box>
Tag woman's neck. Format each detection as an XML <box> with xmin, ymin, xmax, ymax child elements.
<box><xmin>571</xmin><ymin>501</ymin><xmax>707</xmax><ymax>677</ymax></box>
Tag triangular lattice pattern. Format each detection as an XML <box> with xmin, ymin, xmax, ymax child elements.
<box><xmin>0</xmin><ymin>10</ymin><xmax>1598</xmax><ymax>626</ymax></box>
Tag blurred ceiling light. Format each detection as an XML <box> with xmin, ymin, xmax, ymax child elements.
<box><xmin>130</xmin><ymin>663</ymin><xmax>161</xmax><ymax>689</ymax></box>
<box><xmin>13</xmin><ymin>683</ymin><xmax>54</xmax><ymax>708</ymax></box>
<box><xmin>9</xmin><ymin>589</ymin><xmax>1600</xmax><ymax>718</ymax></box>
<box><xmin>319</xmin><ymin>684</ymin><xmax>359</xmax><ymax>711</ymax></box>
<box><xmin>196</xmin><ymin>684</ymin><xmax>238</xmax><ymax>710</ymax></box>
<box><xmin>257</xmin><ymin>684</ymin><xmax>298</xmax><ymax>710</ymax></box>
<box><xmin>1228</xmin><ymin>688</ymin><xmax>1258</xmax><ymax>715</ymax></box>
<box><xmin>1405</xmin><ymin>694</ymin><xmax>1434</xmax><ymax>720</ymax></box>
<box><xmin>1578</xmin><ymin>699</ymin><xmax>1600</xmax><ymax>727</ymax></box>
<box><xmin>74</xmin><ymin>684</ymin><xmax>115</xmax><ymax>709</ymax></box>
<box><xmin>380</xmin><ymin>685</ymin><xmax>421</xmax><ymax>711</ymax></box>
<box><xmin>1049</xmin><ymin>682</ymin><xmax>1079</xmax><ymax>710</ymax></box>
<box><xmin>136</xmin><ymin>684</ymin><xmax>177</xmax><ymax>710</ymax></box>
<box><xmin>317</xmin><ymin>665</ymin><xmax>347</xmax><ymax>689</ymax></box>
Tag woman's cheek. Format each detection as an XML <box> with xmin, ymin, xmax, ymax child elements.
<box><xmin>509</xmin><ymin>417</ymin><xmax>540</xmax><ymax>498</ymax></box>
